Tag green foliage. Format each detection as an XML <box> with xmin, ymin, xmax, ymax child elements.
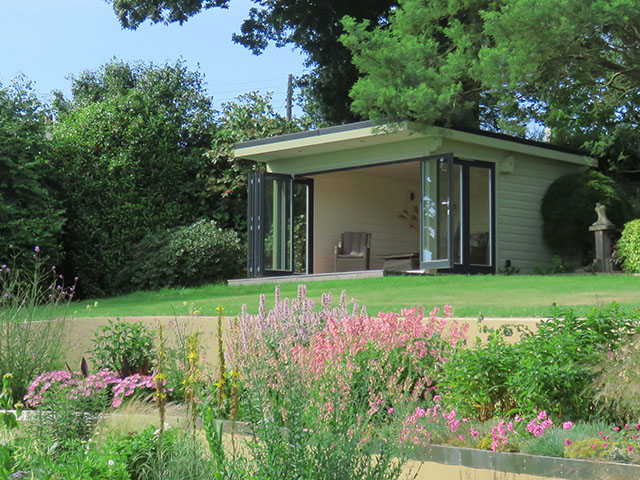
<box><xmin>512</xmin><ymin>305</ymin><xmax>640</xmax><ymax>420</ymax></box>
<box><xmin>342</xmin><ymin>0</ymin><xmax>640</xmax><ymax>171</ymax></box>
<box><xmin>592</xmin><ymin>333</ymin><xmax>640</xmax><ymax>422</ymax></box>
<box><xmin>31</xmin><ymin>383</ymin><xmax>108</xmax><ymax>449</ymax></box>
<box><xmin>532</xmin><ymin>256</ymin><xmax>576</xmax><ymax>275</ymax></box>
<box><xmin>103</xmin><ymin>427</ymin><xmax>158</xmax><ymax>480</ymax></box>
<box><xmin>50</xmin><ymin>60</ymin><xmax>217</xmax><ymax>297</ymax></box>
<box><xmin>480</xmin><ymin>0</ymin><xmax>640</xmax><ymax>172</ymax></box>
<box><xmin>443</xmin><ymin>305</ymin><xmax>640</xmax><ymax>421</ymax></box>
<box><xmin>0</xmin><ymin>78</ymin><xmax>64</xmax><ymax>263</ymax></box>
<box><xmin>441</xmin><ymin>324</ymin><xmax>519</xmax><ymax>420</ymax></box>
<box><xmin>0</xmin><ymin>247</ymin><xmax>72</xmax><ymax>401</ymax></box>
<box><xmin>90</xmin><ymin>319</ymin><xmax>155</xmax><ymax>374</ymax></box>
<box><xmin>0</xmin><ymin>375</ymin><xmax>20</xmax><ymax>478</ymax></box>
<box><xmin>128</xmin><ymin>219</ymin><xmax>242</xmax><ymax>290</ymax></box>
<box><xmin>541</xmin><ymin>170</ymin><xmax>634</xmax><ymax>258</ymax></box>
<box><xmin>616</xmin><ymin>219</ymin><xmax>640</xmax><ymax>273</ymax></box>
<box><xmin>204</xmin><ymin>92</ymin><xmax>301</xmax><ymax>236</ymax></box>
<box><xmin>520</xmin><ymin>421</ymin><xmax>609</xmax><ymax>458</ymax></box>
<box><xmin>341</xmin><ymin>0</ymin><xmax>491</xmax><ymax>128</ymax></box>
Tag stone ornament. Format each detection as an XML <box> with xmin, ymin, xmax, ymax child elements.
<box><xmin>592</xmin><ymin>202</ymin><xmax>615</xmax><ymax>228</ymax></box>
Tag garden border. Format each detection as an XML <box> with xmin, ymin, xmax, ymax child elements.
<box><xmin>411</xmin><ymin>443</ymin><xmax>640</xmax><ymax>479</ymax></box>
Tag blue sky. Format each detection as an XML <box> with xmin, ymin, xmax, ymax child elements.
<box><xmin>0</xmin><ymin>0</ymin><xmax>307</xmax><ymax>115</ymax></box>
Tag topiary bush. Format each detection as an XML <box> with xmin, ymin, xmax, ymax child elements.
<box><xmin>541</xmin><ymin>170</ymin><xmax>634</xmax><ymax>259</ymax></box>
<box><xmin>129</xmin><ymin>219</ymin><xmax>242</xmax><ymax>289</ymax></box>
<box><xmin>616</xmin><ymin>219</ymin><xmax>640</xmax><ymax>273</ymax></box>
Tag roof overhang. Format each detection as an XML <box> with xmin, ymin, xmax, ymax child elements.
<box><xmin>234</xmin><ymin>121</ymin><xmax>596</xmax><ymax>168</ymax></box>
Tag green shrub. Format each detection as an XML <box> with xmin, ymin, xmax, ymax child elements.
<box><xmin>541</xmin><ymin>170</ymin><xmax>634</xmax><ymax>259</ymax></box>
<box><xmin>129</xmin><ymin>219</ymin><xmax>242</xmax><ymax>290</ymax></box>
<box><xmin>442</xmin><ymin>305</ymin><xmax>640</xmax><ymax>421</ymax></box>
<box><xmin>616</xmin><ymin>219</ymin><xmax>640</xmax><ymax>273</ymax></box>
<box><xmin>50</xmin><ymin>61</ymin><xmax>217</xmax><ymax>297</ymax></box>
<box><xmin>441</xmin><ymin>325</ymin><xmax>519</xmax><ymax>420</ymax></box>
<box><xmin>90</xmin><ymin>319</ymin><xmax>155</xmax><ymax>375</ymax></box>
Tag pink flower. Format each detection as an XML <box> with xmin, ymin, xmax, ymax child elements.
<box><xmin>562</xmin><ymin>421</ymin><xmax>573</xmax><ymax>430</ymax></box>
<box><xmin>603</xmin><ymin>443</ymin><xmax>609</xmax><ymax>448</ymax></box>
<box><xmin>591</xmin><ymin>444</ymin><xmax>597</xmax><ymax>450</ymax></box>
<box><xmin>538</xmin><ymin>411</ymin><xmax>547</xmax><ymax>420</ymax></box>
<box><xmin>625</xmin><ymin>424</ymin><xmax>631</xmax><ymax>430</ymax></box>
<box><xmin>458</xmin><ymin>435</ymin><xmax>464</xmax><ymax>441</ymax></box>
<box><xmin>628</xmin><ymin>446</ymin><xmax>634</xmax><ymax>452</ymax></box>
<box><xmin>614</xmin><ymin>426</ymin><xmax>620</xmax><ymax>432</ymax></box>
<box><xmin>388</xmin><ymin>407</ymin><xmax>394</xmax><ymax>415</ymax></box>
<box><xmin>564</xmin><ymin>438</ymin><xmax>572</xmax><ymax>447</ymax></box>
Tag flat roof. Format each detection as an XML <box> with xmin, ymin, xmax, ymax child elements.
<box><xmin>236</xmin><ymin>120</ymin><xmax>589</xmax><ymax>156</ymax></box>
<box><xmin>234</xmin><ymin>121</ymin><xmax>595</xmax><ymax>168</ymax></box>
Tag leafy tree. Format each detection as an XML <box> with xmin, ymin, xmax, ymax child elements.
<box><xmin>50</xmin><ymin>61</ymin><xmax>216</xmax><ymax>297</ymax></box>
<box><xmin>106</xmin><ymin>0</ymin><xmax>396</xmax><ymax>124</ymax></box>
<box><xmin>342</xmin><ymin>0</ymin><xmax>640</xmax><ymax>172</ymax></box>
<box><xmin>0</xmin><ymin>78</ymin><xmax>64</xmax><ymax>262</ymax></box>
<box><xmin>479</xmin><ymin>0</ymin><xmax>640</xmax><ymax>173</ymax></box>
<box><xmin>204</xmin><ymin>91</ymin><xmax>302</xmax><ymax>235</ymax></box>
<box><xmin>341</xmin><ymin>0</ymin><xmax>499</xmax><ymax>130</ymax></box>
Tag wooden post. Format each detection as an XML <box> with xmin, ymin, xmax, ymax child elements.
<box><xmin>286</xmin><ymin>73</ymin><xmax>293</xmax><ymax>121</ymax></box>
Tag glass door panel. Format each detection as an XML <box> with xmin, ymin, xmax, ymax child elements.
<box><xmin>264</xmin><ymin>175</ymin><xmax>292</xmax><ymax>272</ymax></box>
<box><xmin>452</xmin><ymin>164</ymin><xmax>462</xmax><ymax>265</ymax></box>
<box><xmin>468</xmin><ymin>166</ymin><xmax>492</xmax><ymax>266</ymax></box>
<box><xmin>292</xmin><ymin>181</ymin><xmax>311</xmax><ymax>274</ymax></box>
<box><xmin>420</xmin><ymin>155</ymin><xmax>453</xmax><ymax>269</ymax></box>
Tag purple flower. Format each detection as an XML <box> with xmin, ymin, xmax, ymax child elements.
<box><xmin>34</xmin><ymin>246</ymin><xmax>40</xmax><ymax>253</ymax></box>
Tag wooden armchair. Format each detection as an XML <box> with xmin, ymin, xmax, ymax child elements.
<box><xmin>334</xmin><ymin>232</ymin><xmax>371</xmax><ymax>272</ymax></box>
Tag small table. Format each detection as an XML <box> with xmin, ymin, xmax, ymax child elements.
<box><xmin>379</xmin><ymin>253</ymin><xmax>420</xmax><ymax>272</ymax></box>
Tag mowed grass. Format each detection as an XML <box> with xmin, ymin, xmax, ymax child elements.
<box><xmin>71</xmin><ymin>274</ymin><xmax>640</xmax><ymax>319</ymax></box>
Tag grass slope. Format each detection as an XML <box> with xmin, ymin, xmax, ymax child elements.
<box><xmin>72</xmin><ymin>274</ymin><xmax>640</xmax><ymax>319</ymax></box>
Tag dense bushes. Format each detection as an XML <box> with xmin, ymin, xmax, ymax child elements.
<box><xmin>128</xmin><ymin>219</ymin><xmax>242</xmax><ymax>289</ymax></box>
<box><xmin>50</xmin><ymin>61</ymin><xmax>218</xmax><ymax>297</ymax></box>
<box><xmin>541</xmin><ymin>170</ymin><xmax>634</xmax><ymax>260</ymax></box>
<box><xmin>0</xmin><ymin>79</ymin><xmax>64</xmax><ymax>263</ymax></box>
<box><xmin>441</xmin><ymin>305</ymin><xmax>640</xmax><ymax>422</ymax></box>
<box><xmin>616</xmin><ymin>219</ymin><xmax>640</xmax><ymax>273</ymax></box>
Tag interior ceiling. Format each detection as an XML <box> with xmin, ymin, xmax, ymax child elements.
<box><xmin>314</xmin><ymin>161</ymin><xmax>421</xmax><ymax>182</ymax></box>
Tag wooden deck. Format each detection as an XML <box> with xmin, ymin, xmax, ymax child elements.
<box><xmin>228</xmin><ymin>269</ymin><xmax>385</xmax><ymax>286</ymax></box>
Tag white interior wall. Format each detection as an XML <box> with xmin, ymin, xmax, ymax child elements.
<box><xmin>311</xmin><ymin>167</ymin><xmax>420</xmax><ymax>273</ymax></box>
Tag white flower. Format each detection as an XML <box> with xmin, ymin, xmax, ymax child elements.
<box><xmin>108</xmin><ymin>459</ymin><xmax>115</xmax><ymax>467</ymax></box>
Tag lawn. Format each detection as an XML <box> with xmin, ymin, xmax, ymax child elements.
<box><xmin>72</xmin><ymin>274</ymin><xmax>640</xmax><ymax>319</ymax></box>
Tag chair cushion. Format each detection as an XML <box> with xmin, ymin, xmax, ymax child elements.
<box><xmin>342</xmin><ymin>232</ymin><xmax>369</xmax><ymax>256</ymax></box>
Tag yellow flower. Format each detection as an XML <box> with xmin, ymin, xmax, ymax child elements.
<box><xmin>216</xmin><ymin>305</ymin><xmax>224</xmax><ymax>314</ymax></box>
<box><xmin>3</xmin><ymin>373</ymin><xmax>13</xmax><ymax>379</ymax></box>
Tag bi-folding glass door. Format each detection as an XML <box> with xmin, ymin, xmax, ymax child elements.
<box><xmin>247</xmin><ymin>172</ymin><xmax>313</xmax><ymax>277</ymax></box>
<box><xmin>420</xmin><ymin>155</ymin><xmax>495</xmax><ymax>273</ymax></box>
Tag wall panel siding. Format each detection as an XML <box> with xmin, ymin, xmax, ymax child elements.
<box><xmin>496</xmin><ymin>156</ymin><xmax>585</xmax><ymax>272</ymax></box>
<box><xmin>311</xmin><ymin>169</ymin><xmax>420</xmax><ymax>274</ymax></box>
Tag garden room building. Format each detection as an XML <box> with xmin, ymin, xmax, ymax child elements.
<box><xmin>233</xmin><ymin>121</ymin><xmax>595</xmax><ymax>280</ymax></box>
